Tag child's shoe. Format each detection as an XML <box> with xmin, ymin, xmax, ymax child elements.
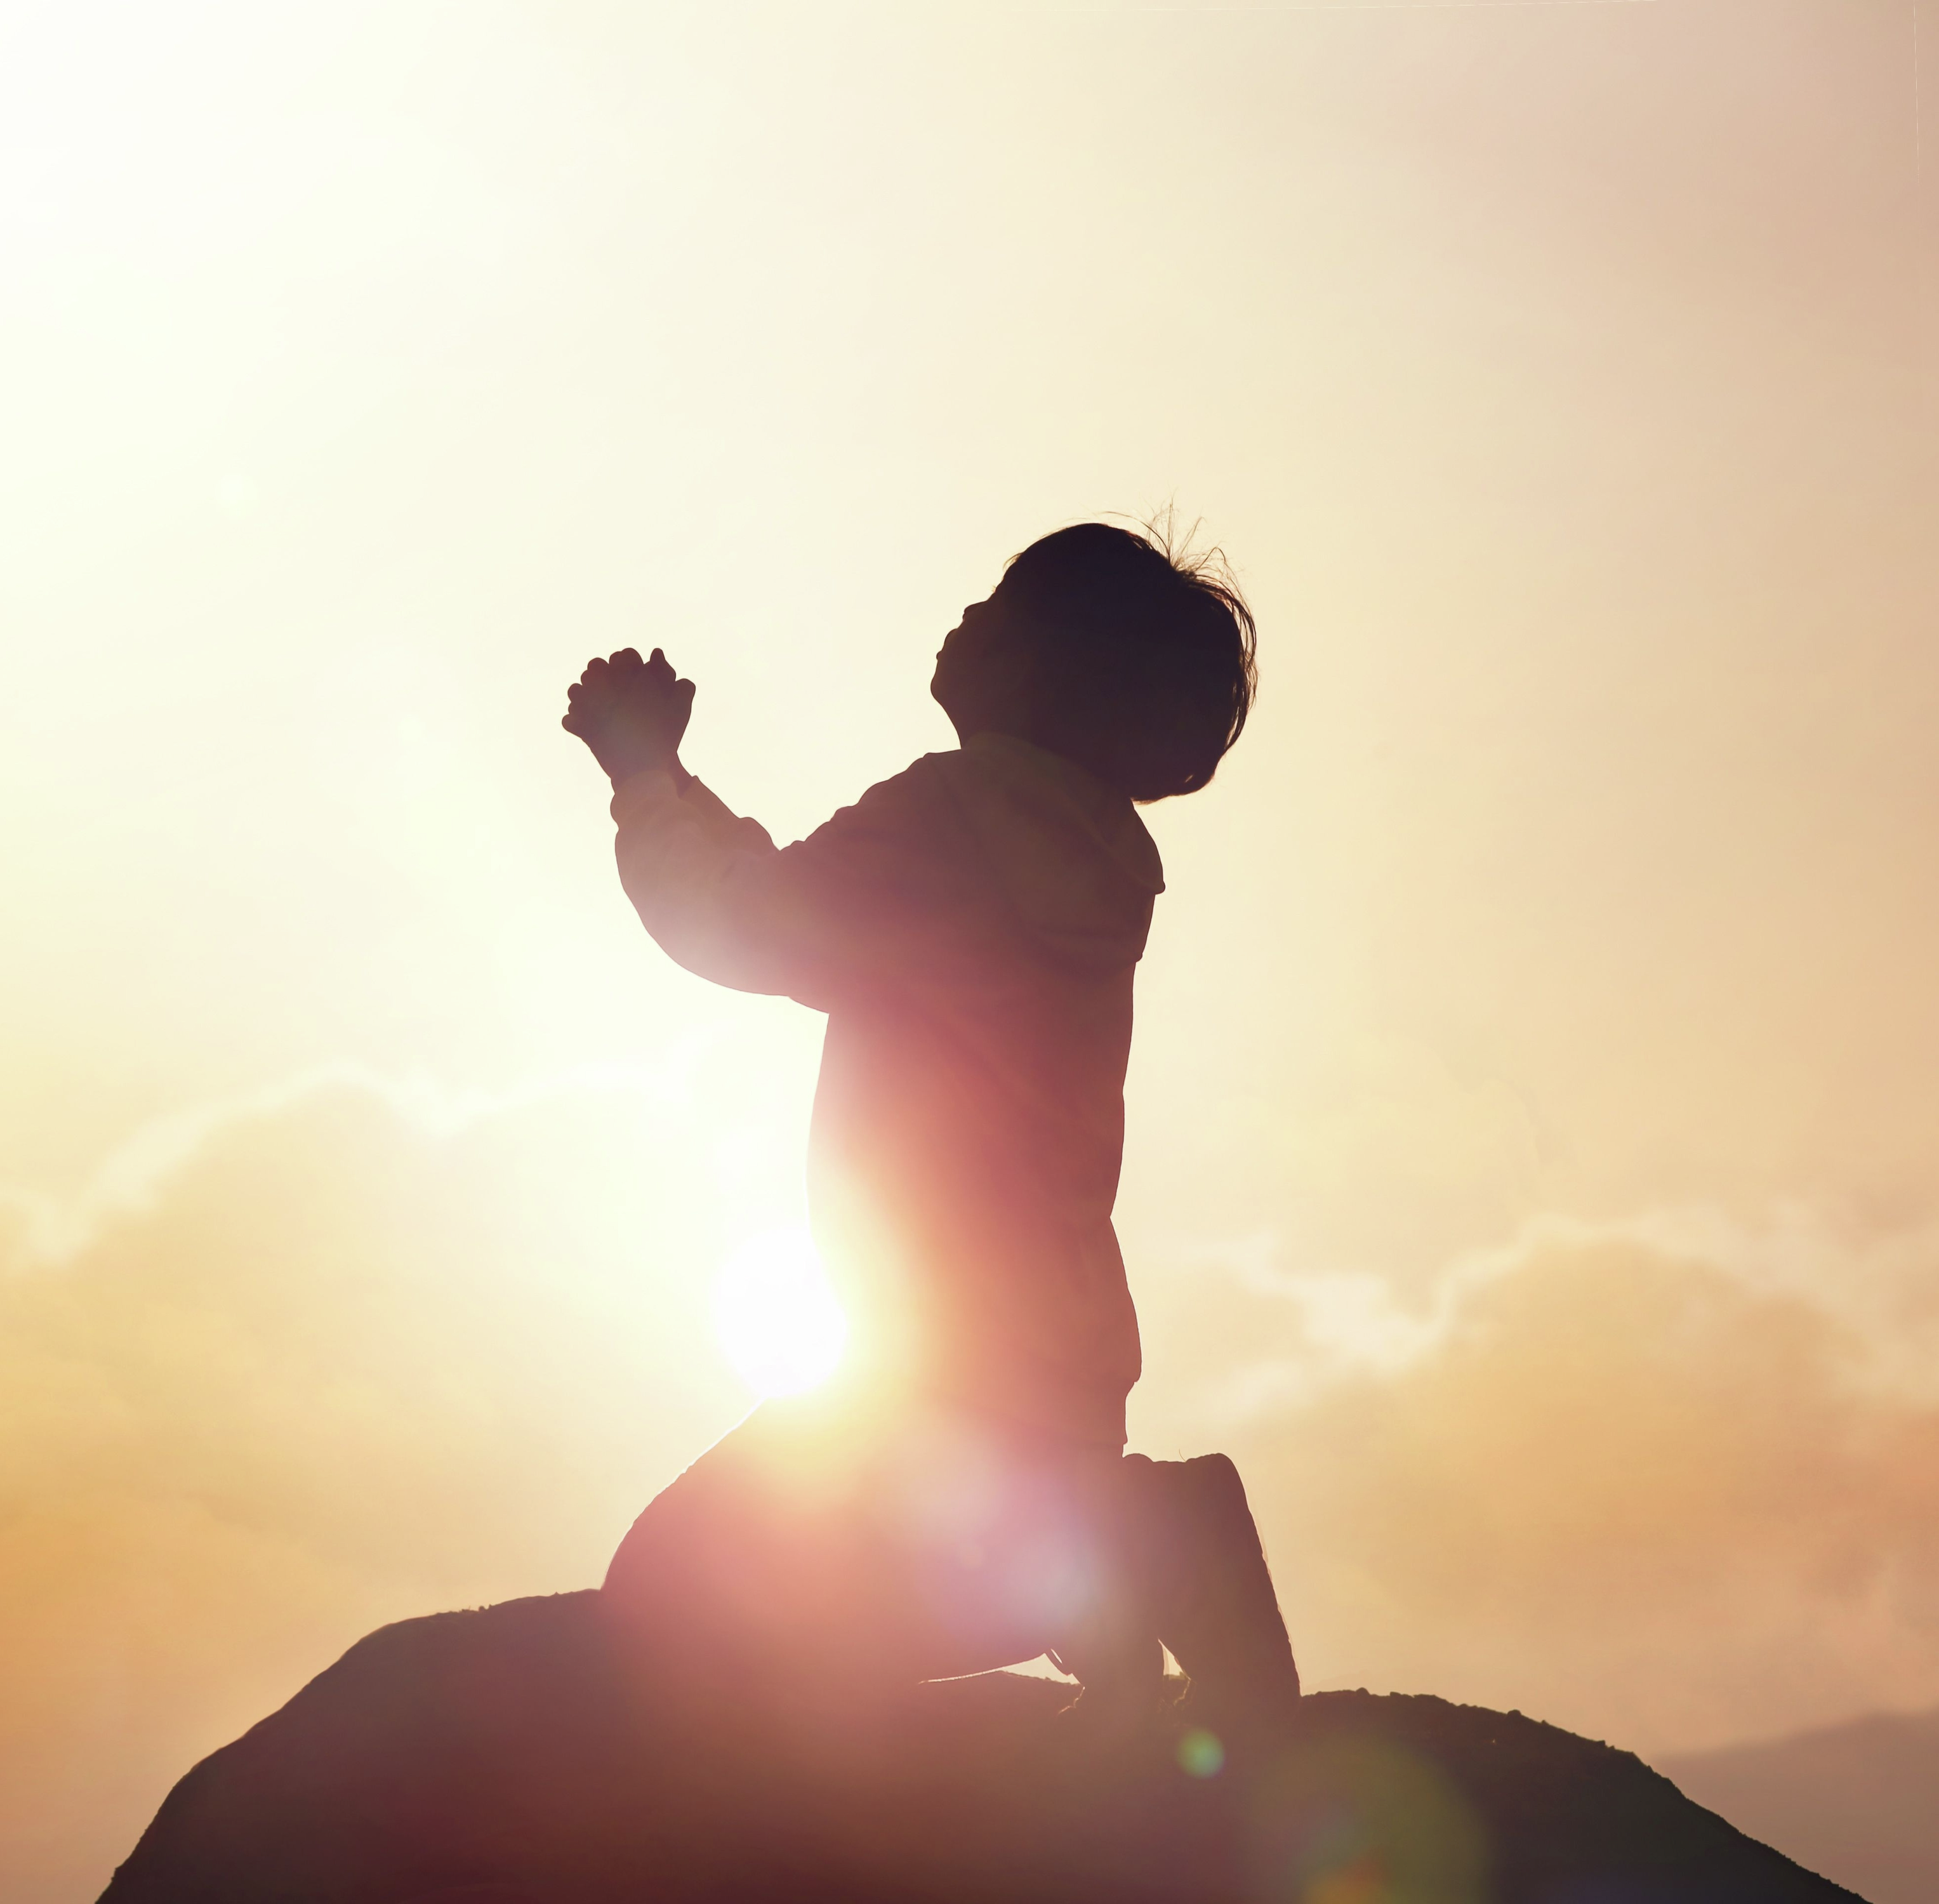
<box><xmin>1131</xmin><ymin>1453</ymin><xmax>1300</xmax><ymax>1736</ymax></box>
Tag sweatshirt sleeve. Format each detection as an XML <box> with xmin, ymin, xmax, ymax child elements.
<box><xmin>610</xmin><ymin>761</ymin><xmax>949</xmax><ymax>1008</ymax></box>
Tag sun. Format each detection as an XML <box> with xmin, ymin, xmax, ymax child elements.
<box><xmin>711</xmin><ymin>1227</ymin><xmax>848</xmax><ymax>1398</ymax></box>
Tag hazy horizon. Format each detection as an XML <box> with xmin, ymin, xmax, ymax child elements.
<box><xmin>3</xmin><ymin>2</ymin><xmax>1936</xmax><ymax>1897</ymax></box>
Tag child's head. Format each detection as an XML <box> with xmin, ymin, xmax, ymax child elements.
<box><xmin>932</xmin><ymin>522</ymin><xmax>1257</xmax><ymax>802</ymax></box>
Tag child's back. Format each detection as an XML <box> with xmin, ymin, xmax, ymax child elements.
<box><xmin>614</xmin><ymin>726</ymin><xmax>1163</xmax><ymax>1444</ymax></box>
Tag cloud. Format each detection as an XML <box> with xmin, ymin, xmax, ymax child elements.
<box><xmin>1122</xmin><ymin>1029</ymin><xmax>1551</xmax><ymax>1299</ymax></box>
<box><xmin>6</xmin><ymin>1062</ymin><xmax>1938</xmax><ymax>1900</ymax></box>
<box><xmin>0</xmin><ymin>1064</ymin><xmax>765</xmax><ymax>1903</ymax></box>
<box><xmin>1135</xmin><ymin>1211</ymin><xmax>1939</xmax><ymax>1757</ymax></box>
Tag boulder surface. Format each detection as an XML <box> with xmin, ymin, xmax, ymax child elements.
<box><xmin>101</xmin><ymin>1591</ymin><xmax>1859</xmax><ymax>1903</ymax></box>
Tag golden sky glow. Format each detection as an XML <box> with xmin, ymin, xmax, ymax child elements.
<box><xmin>3</xmin><ymin>3</ymin><xmax>1936</xmax><ymax>1898</ymax></box>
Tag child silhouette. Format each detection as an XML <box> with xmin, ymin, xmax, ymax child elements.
<box><xmin>565</xmin><ymin>523</ymin><xmax>1299</xmax><ymax>1733</ymax></box>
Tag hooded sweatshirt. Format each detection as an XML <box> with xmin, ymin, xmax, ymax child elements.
<box><xmin>610</xmin><ymin>731</ymin><xmax>1165</xmax><ymax>1448</ymax></box>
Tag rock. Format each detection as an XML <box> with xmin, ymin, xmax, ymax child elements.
<box><xmin>100</xmin><ymin>1592</ymin><xmax>1858</xmax><ymax>1903</ymax></box>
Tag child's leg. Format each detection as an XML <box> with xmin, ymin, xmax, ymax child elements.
<box><xmin>1121</xmin><ymin>1452</ymin><xmax>1300</xmax><ymax>1716</ymax></box>
<box><xmin>1040</xmin><ymin>1455</ymin><xmax>1168</xmax><ymax>1720</ymax></box>
<box><xmin>601</xmin><ymin>1395</ymin><xmax>1112</xmax><ymax>1696</ymax></box>
<box><xmin>601</xmin><ymin>1397</ymin><xmax>873</xmax><ymax>1691</ymax></box>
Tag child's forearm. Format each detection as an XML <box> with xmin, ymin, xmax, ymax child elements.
<box><xmin>611</xmin><ymin>770</ymin><xmax>802</xmax><ymax>997</ymax></box>
<box><xmin>611</xmin><ymin>751</ymin><xmax>691</xmax><ymax>794</ymax></box>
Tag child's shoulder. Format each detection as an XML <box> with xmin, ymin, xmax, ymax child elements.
<box><xmin>817</xmin><ymin>738</ymin><xmax>1162</xmax><ymax>905</ymax></box>
<box><xmin>836</xmin><ymin>739</ymin><xmax>1118</xmax><ymax>851</ymax></box>
<box><xmin>931</xmin><ymin>736</ymin><xmax>1163</xmax><ymax>897</ymax></box>
<box><xmin>825</xmin><ymin>748</ymin><xmax>962</xmax><ymax>835</ymax></box>
<box><xmin>793</xmin><ymin>752</ymin><xmax>970</xmax><ymax>881</ymax></box>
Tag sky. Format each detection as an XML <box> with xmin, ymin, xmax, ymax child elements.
<box><xmin>3</xmin><ymin>0</ymin><xmax>1936</xmax><ymax>1896</ymax></box>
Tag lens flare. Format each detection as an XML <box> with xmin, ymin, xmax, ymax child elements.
<box><xmin>711</xmin><ymin>1227</ymin><xmax>847</xmax><ymax>1397</ymax></box>
<box><xmin>1179</xmin><ymin>1728</ymin><xmax>1226</xmax><ymax>1778</ymax></box>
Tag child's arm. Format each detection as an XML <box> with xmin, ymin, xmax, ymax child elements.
<box><xmin>564</xmin><ymin>647</ymin><xmax>941</xmax><ymax>1007</ymax></box>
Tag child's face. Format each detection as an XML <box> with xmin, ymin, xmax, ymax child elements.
<box><xmin>932</xmin><ymin>595</ymin><xmax>1035</xmax><ymax>745</ymax></box>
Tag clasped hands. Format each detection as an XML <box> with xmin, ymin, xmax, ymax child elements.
<box><xmin>562</xmin><ymin>647</ymin><xmax>696</xmax><ymax>788</ymax></box>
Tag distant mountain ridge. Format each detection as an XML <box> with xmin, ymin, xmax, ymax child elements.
<box><xmin>1661</xmin><ymin>1705</ymin><xmax>1939</xmax><ymax>1904</ymax></box>
<box><xmin>102</xmin><ymin>1590</ymin><xmax>1859</xmax><ymax>1903</ymax></box>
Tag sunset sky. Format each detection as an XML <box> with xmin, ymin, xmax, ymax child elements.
<box><xmin>3</xmin><ymin>2</ymin><xmax>1936</xmax><ymax>1897</ymax></box>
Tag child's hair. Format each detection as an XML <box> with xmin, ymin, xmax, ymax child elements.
<box><xmin>995</xmin><ymin>520</ymin><xmax>1257</xmax><ymax>802</ymax></box>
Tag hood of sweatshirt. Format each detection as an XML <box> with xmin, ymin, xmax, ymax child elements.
<box><xmin>930</xmin><ymin>732</ymin><xmax>1166</xmax><ymax>970</ymax></box>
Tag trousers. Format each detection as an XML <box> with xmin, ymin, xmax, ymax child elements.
<box><xmin>602</xmin><ymin>1387</ymin><xmax>1299</xmax><ymax>1709</ymax></box>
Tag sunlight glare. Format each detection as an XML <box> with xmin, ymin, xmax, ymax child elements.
<box><xmin>711</xmin><ymin>1227</ymin><xmax>847</xmax><ymax>1397</ymax></box>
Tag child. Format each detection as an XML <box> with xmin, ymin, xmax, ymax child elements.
<box><xmin>564</xmin><ymin>523</ymin><xmax>1299</xmax><ymax>1730</ymax></box>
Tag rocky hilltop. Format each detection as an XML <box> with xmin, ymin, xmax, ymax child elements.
<box><xmin>102</xmin><ymin>1591</ymin><xmax>1858</xmax><ymax>1904</ymax></box>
